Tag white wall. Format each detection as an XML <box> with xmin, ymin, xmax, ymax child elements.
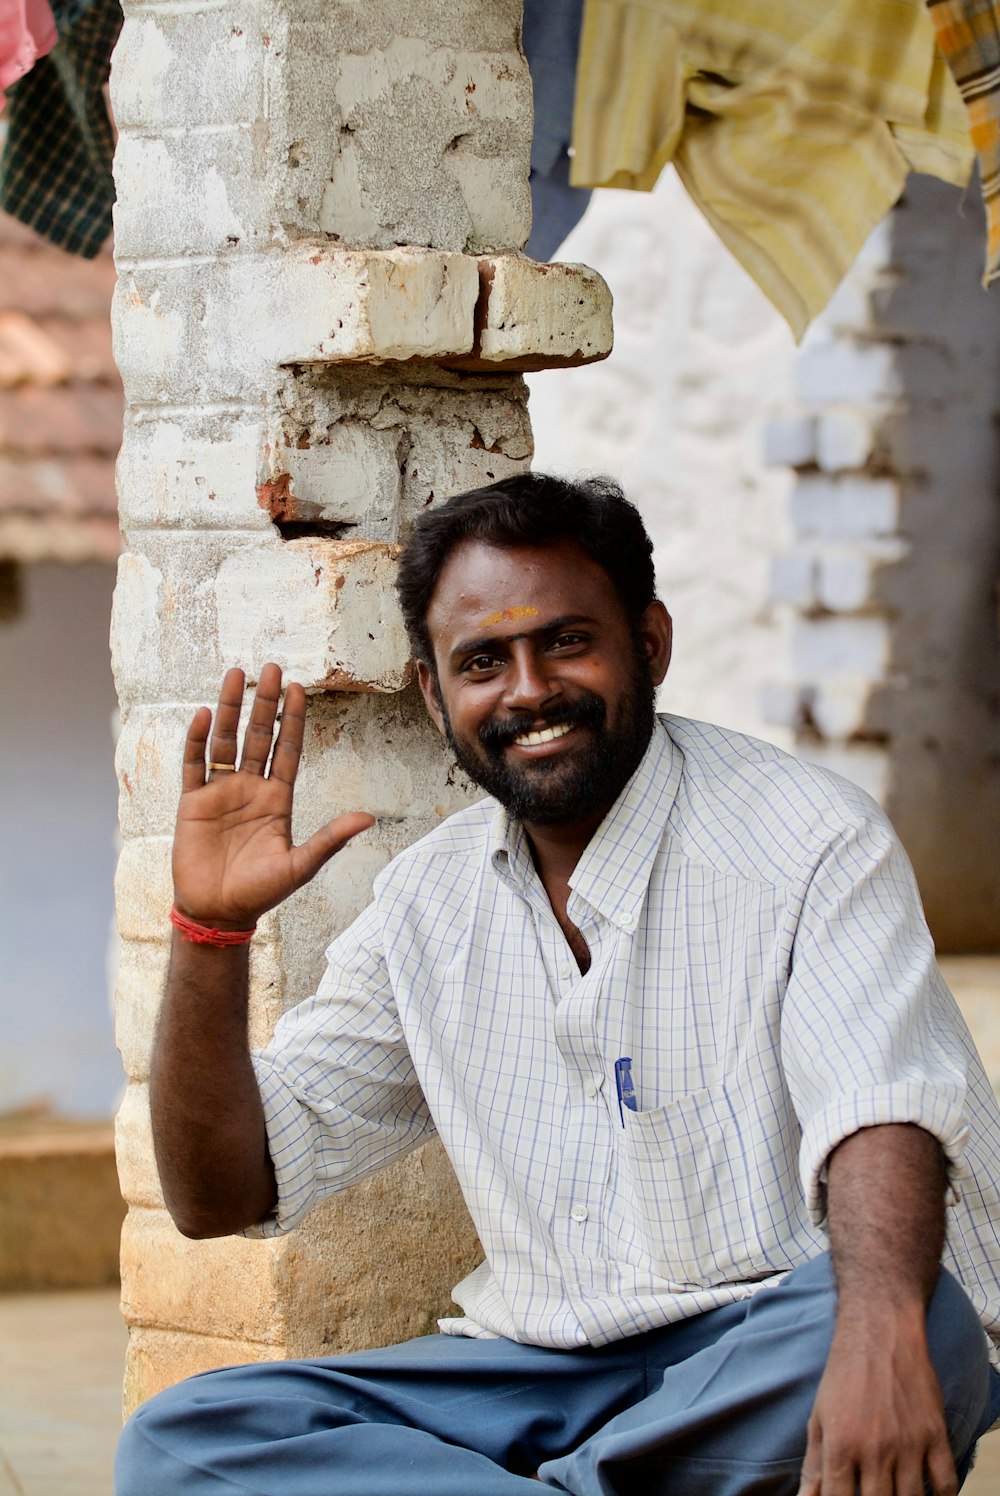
<box><xmin>0</xmin><ymin>561</ymin><xmax>121</xmax><ymax>1117</ymax></box>
<box><xmin>528</xmin><ymin>169</ymin><xmax>797</xmax><ymax>743</ymax></box>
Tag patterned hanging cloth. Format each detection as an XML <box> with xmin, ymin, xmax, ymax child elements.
<box><xmin>926</xmin><ymin>0</ymin><xmax>1000</xmax><ymax>285</ymax></box>
<box><xmin>0</xmin><ymin>0</ymin><xmax>121</xmax><ymax>257</ymax></box>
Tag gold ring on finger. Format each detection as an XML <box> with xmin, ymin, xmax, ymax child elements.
<box><xmin>208</xmin><ymin>762</ymin><xmax>237</xmax><ymax>773</ymax></box>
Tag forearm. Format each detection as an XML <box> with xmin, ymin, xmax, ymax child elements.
<box><xmin>150</xmin><ymin>933</ymin><xmax>278</xmax><ymax>1238</ymax></box>
<box><xmin>799</xmin><ymin>1123</ymin><xmax>956</xmax><ymax>1495</ymax></box>
<box><xmin>827</xmin><ymin>1122</ymin><xmax>947</xmax><ymax>1326</ymax></box>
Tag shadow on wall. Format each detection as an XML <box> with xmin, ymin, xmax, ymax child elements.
<box><xmin>865</xmin><ymin>176</ymin><xmax>1000</xmax><ymax>952</ymax></box>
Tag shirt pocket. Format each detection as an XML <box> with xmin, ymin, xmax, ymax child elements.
<box><xmin>621</xmin><ymin>1082</ymin><xmax>771</xmax><ymax>1289</ymax></box>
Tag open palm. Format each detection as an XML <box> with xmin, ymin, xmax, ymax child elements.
<box><xmin>173</xmin><ymin>664</ymin><xmax>374</xmax><ymax>929</ymax></box>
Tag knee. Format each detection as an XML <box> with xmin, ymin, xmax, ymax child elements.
<box><xmin>115</xmin><ymin>1392</ymin><xmax>175</xmax><ymax>1495</ymax></box>
<box><xmin>114</xmin><ymin>1376</ymin><xmax>220</xmax><ymax>1496</ymax></box>
<box><xmin>926</xmin><ymin>1269</ymin><xmax>992</xmax><ymax>1438</ymax></box>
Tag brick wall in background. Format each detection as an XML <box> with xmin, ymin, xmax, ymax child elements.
<box><xmin>763</xmin><ymin>177</ymin><xmax>1000</xmax><ymax>952</ymax></box>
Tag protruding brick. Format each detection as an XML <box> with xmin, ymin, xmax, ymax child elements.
<box><xmin>791</xmin><ymin>616</ymin><xmax>890</xmax><ymax>680</ymax></box>
<box><xmin>759</xmin><ymin>682</ymin><xmax>810</xmax><ymax>730</ymax></box>
<box><xmin>795</xmin><ymin>341</ymin><xmax>900</xmax><ymax>406</ymax></box>
<box><xmin>770</xmin><ymin>551</ymin><xmax>816</xmax><ymax>607</ymax></box>
<box><xmin>762</xmin><ymin>414</ymin><xmax>816</xmax><ymax>469</ymax></box>
<box><xmin>815</xmin><ymin>409</ymin><xmax>879</xmax><ymax>473</ymax></box>
<box><xmin>791</xmin><ymin>475</ymin><xmax>900</xmax><ymax>540</ymax></box>
<box><xmin>815</xmin><ymin>540</ymin><xmax>907</xmax><ymax>613</ymax></box>
<box><xmin>448</xmin><ymin>257</ymin><xmax>614</xmax><ymax>372</ymax></box>
<box><xmin>810</xmin><ymin>677</ymin><xmax>877</xmax><ymax>739</ymax></box>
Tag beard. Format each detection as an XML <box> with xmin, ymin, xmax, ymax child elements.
<box><xmin>439</xmin><ymin>638</ymin><xmax>657</xmax><ymax>827</ymax></box>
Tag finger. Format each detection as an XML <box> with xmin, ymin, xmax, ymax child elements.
<box><xmin>893</xmin><ymin>1455</ymin><xmax>930</xmax><ymax>1496</ymax></box>
<box><xmin>208</xmin><ymin>667</ymin><xmax>246</xmax><ymax>773</ymax></box>
<box><xmin>289</xmin><ymin>812</ymin><xmax>376</xmax><ymax>889</ymax></box>
<box><xmin>181</xmin><ymin>706</ymin><xmax>213</xmax><ymax>792</ymax></box>
<box><xmin>239</xmin><ymin>663</ymin><xmax>284</xmax><ymax>776</ymax></box>
<box><xmin>268</xmin><ymin>681</ymin><xmax>307</xmax><ymax>786</ymax></box>
<box><xmin>925</xmin><ymin>1436</ymin><xmax>958</xmax><ymax>1496</ymax></box>
<box><xmin>798</xmin><ymin>1422</ymin><xmax>823</xmax><ymax>1496</ymax></box>
<box><xmin>817</xmin><ymin>1444</ymin><xmax>860</xmax><ymax>1496</ymax></box>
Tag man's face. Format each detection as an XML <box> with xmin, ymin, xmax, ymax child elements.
<box><xmin>417</xmin><ymin>539</ymin><xmax>672</xmax><ymax>832</ymax></box>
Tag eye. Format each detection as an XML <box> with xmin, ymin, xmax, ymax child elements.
<box><xmin>549</xmin><ymin>632</ymin><xmax>588</xmax><ymax>652</ymax></box>
<box><xmin>464</xmin><ymin>654</ymin><xmax>503</xmax><ymax>675</ymax></box>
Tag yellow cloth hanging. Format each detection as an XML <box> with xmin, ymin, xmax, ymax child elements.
<box><xmin>571</xmin><ymin>0</ymin><xmax>974</xmax><ymax>337</ymax></box>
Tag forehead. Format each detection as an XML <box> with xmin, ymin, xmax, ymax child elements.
<box><xmin>425</xmin><ymin>538</ymin><xmax>624</xmax><ymax>647</ymax></box>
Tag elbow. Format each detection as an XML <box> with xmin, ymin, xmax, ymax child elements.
<box><xmin>162</xmin><ymin>1192</ymin><xmax>258</xmax><ymax>1240</ymax></box>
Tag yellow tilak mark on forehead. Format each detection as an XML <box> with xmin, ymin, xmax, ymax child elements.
<box><xmin>478</xmin><ymin>605</ymin><xmax>540</xmax><ymax>627</ymax></box>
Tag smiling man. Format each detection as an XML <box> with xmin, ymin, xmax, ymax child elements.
<box><xmin>117</xmin><ymin>473</ymin><xmax>1000</xmax><ymax>1496</ymax></box>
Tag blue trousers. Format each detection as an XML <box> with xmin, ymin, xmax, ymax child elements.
<box><xmin>116</xmin><ymin>1255</ymin><xmax>999</xmax><ymax>1496</ymax></box>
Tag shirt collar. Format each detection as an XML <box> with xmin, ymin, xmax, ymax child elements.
<box><xmin>488</xmin><ymin>718</ymin><xmax>682</xmax><ymax>927</ymax></box>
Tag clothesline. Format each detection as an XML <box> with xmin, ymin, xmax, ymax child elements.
<box><xmin>1</xmin><ymin>0</ymin><xmax>999</xmax><ymax>337</ymax></box>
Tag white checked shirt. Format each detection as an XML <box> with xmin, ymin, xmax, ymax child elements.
<box><xmin>249</xmin><ymin>717</ymin><xmax>1000</xmax><ymax>1357</ymax></box>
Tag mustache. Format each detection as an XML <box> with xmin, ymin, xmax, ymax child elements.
<box><xmin>478</xmin><ymin>693</ymin><xmax>606</xmax><ymax>752</ymax></box>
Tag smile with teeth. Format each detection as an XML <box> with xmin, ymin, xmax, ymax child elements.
<box><xmin>513</xmin><ymin>722</ymin><xmax>575</xmax><ymax>747</ymax></box>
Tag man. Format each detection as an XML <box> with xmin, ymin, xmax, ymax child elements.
<box><xmin>117</xmin><ymin>473</ymin><xmax>1000</xmax><ymax>1496</ymax></box>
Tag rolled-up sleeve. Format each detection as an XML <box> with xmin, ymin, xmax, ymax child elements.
<box><xmin>780</xmin><ymin>808</ymin><xmax>971</xmax><ymax>1226</ymax></box>
<box><xmin>243</xmin><ymin>904</ymin><xmax>435</xmax><ymax>1238</ymax></box>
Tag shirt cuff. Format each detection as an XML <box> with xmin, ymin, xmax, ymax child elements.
<box><xmin>800</xmin><ymin>1079</ymin><xmax>970</xmax><ymax>1226</ymax></box>
<box><xmin>240</xmin><ymin>1055</ymin><xmax>319</xmax><ymax>1239</ymax></box>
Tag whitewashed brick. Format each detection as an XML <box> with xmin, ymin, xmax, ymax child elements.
<box><xmin>472</xmin><ymin>257</ymin><xmax>613</xmax><ymax>369</ymax></box>
<box><xmin>311</xmin><ymin>39</ymin><xmax>531</xmax><ymax>253</ymax></box>
<box><xmin>791</xmin><ymin>476</ymin><xmax>900</xmax><ymax>539</ymax></box>
<box><xmin>117</xmin><ymin>416</ymin><xmax>270</xmax><ymax>532</ymax></box>
<box><xmin>770</xmin><ymin>551</ymin><xmax>816</xmax><ymax>607</ymax></box>
<box><xmin>270</xmin><ymin>248</ymin><xmax>480</xmax><ymax>365</ymax></box>
<box><xmin>110</xmin><ymin>8</ymin><xmax>267</xmax><ymax>133</ymax></box>
<box><xmin>791</xmin><ymin>616</ymin><xmax>890</xmax><ymax>680</ymax></box>
<box><xmin>215</xmin><ymin>537</ymin><xmax>412</xmax><ymax>692</ymax></box>
<box><xmin>262</xmin><ymin>424</ymin><xmax>404</xmax><ymax>534</ymax></box>
<box><xmin>795</xmin><ymin>341</ymin><xmax>900</xmax><ymax>405</ymax></box>
<box><xmin>762</xmin><ymin>414</ymin><xmax>816</xmax><ymax>469</ymax></box>
<box><xmin>815</xmin><ymin>409</ymin><xmax>878</xmax><ymax>472</ymax></box>
<box><xmin>113</xmin><ymin>128</ymin><xmax>268</xmax><ymax>260</ymax></box>
<box><xmin>815</xmin><ymin>540</ymin><xmax>908</xmax><ymax>613</ymax></box>
<box><xmin>810</xmin><ymin>677</ymin><xmax>876</xmax><ymax>738</ymax></box>
<box><xmin>797</xmin><ymin>741</ymin><xmax>890</xmax><ymax>802</ymax></box>
<box><xmin>758</xmin><ymin>682</ymin><xmax>809</xmax><ymax>729</ymax></box>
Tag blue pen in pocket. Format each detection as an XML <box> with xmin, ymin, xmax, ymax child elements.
<box><xmin>614</xmin><ymin>1057</ymin><xmax>637</xmax><ymax>1125</ymax></box>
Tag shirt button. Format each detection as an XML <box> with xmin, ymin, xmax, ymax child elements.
<box><xmin>560</xmin><ymin>963</ymin><xmax>574</xmax><ymax>980</ymax></box>
<box><xmin>620</xmin><ymin>911</ymin><xmax>636</xmax><ymax>929</ymax></box>
<box><xmin>570</xmin><ymin>1205</ymin><xmax>589</xmax><ymax>1223</ymax></box>
<box><xmin>582</xmin><ymin>1077</ymin><xmax>599</xmax><ymax>1099</ymax></box>
<box><xmin>576</xmin><ymin>1326</ymin><xmax>590</xmax><ymax>1345</ymax></box>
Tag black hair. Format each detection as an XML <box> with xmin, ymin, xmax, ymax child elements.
<box><xmin>396</xmin><ymin>472</ymin><xmax>657</xmax><ymax>665</ymax></box>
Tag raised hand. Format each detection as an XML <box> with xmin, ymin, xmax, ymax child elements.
<box><xmin>173</xmin><ymin>663</ymin><xmax>375</xmax><ymax>930</ymax></box>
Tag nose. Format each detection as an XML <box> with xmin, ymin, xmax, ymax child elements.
<box><xmin>503</xmin><ymin>644</ymin><xmax>560</xmax><ymax>714</ymax></box>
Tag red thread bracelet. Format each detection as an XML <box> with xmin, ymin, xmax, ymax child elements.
<box><xmin>169</xmin><ymin>906</ymin><xmax>257</xmax><ymax>946</ymax></box>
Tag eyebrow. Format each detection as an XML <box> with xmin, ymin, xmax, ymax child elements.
<box><xmin>448</xmin><ymin>614</ymin><xmax>599</xmax><ymax>665</ymax></box>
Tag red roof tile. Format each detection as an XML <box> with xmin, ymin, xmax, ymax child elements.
<box><xmin>0</xmin><ymin>213</ymin><xmax>121</xmax><ymax>561</ymax></box>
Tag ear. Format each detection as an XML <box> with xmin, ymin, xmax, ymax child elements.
<box><xmin>417</xmin><ymin>659</ymin><xmax>447</xmax><ymax>735</ymax></box>
<box><xmin>638</xmin><ymin>600</ymin><xmax>672</xmax><ymax>687</ymax></box>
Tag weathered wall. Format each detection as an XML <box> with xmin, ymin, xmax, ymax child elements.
<box><xmin>764</xmin><ymin>178</ymin><xmax>1000</xmax><ymax>951</ymax></box>
<box><xmin>528</xmin><ymin>171</ymin><xmax>795</xmax><ymax>744</ymax></box>
<box><xmin>110</xmin><ymin>0</ymin><xmax>612</xmax><ymax>1409</ymax></box>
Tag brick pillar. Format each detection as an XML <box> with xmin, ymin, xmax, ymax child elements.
<box><xmin>109</xmin><ymin>0</ymin><xmax>611</xmax><ymax>1409</ymax></box>
<box><xmin>762</xmin><ymin>177</ymin><xmax>1000</xmax><ymax>951</ymax></box>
